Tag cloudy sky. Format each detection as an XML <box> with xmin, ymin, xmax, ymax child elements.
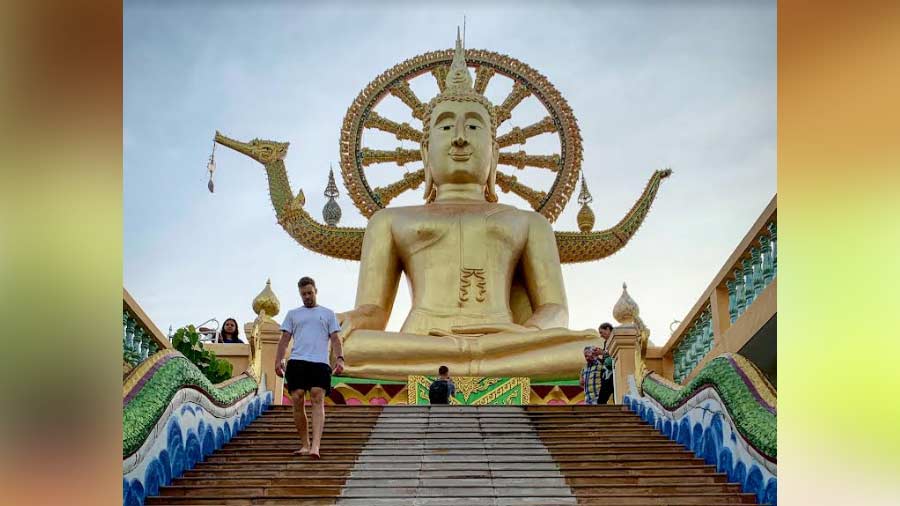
<box><xmin>124</xmin><ymin>0</ymin><xmax>775</xmax><ymax>347</ymax></box>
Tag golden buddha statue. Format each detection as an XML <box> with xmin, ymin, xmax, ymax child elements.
<box><xmin>334</xmin><ymin>35</ymin><xmax>600</xmax><ymax>380</ymax></box>
<box><xmin>212</xmin><ymin>32</ymin><xmax>671</xmax><ymax>381</ymax></box>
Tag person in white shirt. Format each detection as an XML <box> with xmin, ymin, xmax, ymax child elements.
<box><xmin>274</xmin><ymin>276</ymin><xmax>344</xmax><ymax>459</ymax></box>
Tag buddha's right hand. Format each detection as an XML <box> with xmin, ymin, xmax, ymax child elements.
<box><xmin>337</xmin><ymin>305</ymin><xmax>390</xmax><ymax>340</ymax></box>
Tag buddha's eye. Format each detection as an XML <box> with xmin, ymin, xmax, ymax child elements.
<box><xmin>468</xmin><ymin>125</ymin><xmax>479</xmax><ymax>130</ymax></box>
<box><xmin>441</xmin><ymin>125</ymin><xmax>452</xmax><ymax>131</ymax></box>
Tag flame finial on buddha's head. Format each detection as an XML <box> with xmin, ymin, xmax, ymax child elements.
<box><xmin>422</xmin><ymin>28</ymin><xmax>498</xmax><ymax>139</ymax></box>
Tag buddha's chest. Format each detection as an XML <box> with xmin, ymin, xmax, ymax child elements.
<box><xmin>392</xmin><ymin>209</ymin><xmax>526</xmax><ymax>261</ymax></box>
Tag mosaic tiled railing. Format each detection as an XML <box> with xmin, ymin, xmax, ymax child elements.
<box><xmin>122</xmin><ymin>348</ymin><xmax>271</xmax><ymax>506</ymax></box>
<box><xmin>673</xmin><ymin>305</ymin><xmax>713</xmax><ymax>383</ymax></box>
<box><xmin>727</xmin><ymin>221</ymin><xmax>777</xmax><ymax>324</ymax></box>
<box><xmin>624</xmin><ymin>353</ymin><xmax>776</xmax><ymax>505</ymax></box>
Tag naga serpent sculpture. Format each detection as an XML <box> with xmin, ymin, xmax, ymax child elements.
<box><xmin>213</xmin><ymin>48</ymin><xmax>671</xmax><ymax>264</ymax></box>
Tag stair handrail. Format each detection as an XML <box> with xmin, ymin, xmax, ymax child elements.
<box><xmin>659</xmin><ymin>195</ymin><xmax>777</xmax><ymax>384</ymax></box>
<box><xmin>123</xmin><ymin>288</ymin><xmax>173</xmax><ymax>374</ymax></box>
<box><xmin>124</xmin><ymin>288</ymin><xmax>172</xmax><ymax>350</ymax></box>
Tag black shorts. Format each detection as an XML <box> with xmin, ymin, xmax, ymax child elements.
<box><xmin>285</xmin><ymin>359</ymin><xmax>332</xmax><ymax>394</ymax></box>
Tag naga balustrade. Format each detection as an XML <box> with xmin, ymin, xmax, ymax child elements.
<box><xmin>123</xmin><ymin>288</ymin><xmax>173</xmax><ymax>374</ymax></box>
<box><xmin>653</xmin><ymin>196</ymin><xmax>777</xmax><ymax>385</ymax></box>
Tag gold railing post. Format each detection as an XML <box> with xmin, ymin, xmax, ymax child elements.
<box><xmin>245</xmin><ymin>278</ymin><xmax>285</xmax><ymax>404</ymax></box>
<box><xmin>608</xmin><ymin>327</ymin><xmax>639</xmax><ymax>404</ymax></box>
<box><xmin>245</xmin><ymin>320</ymin><xmax>286</xmax><ymax>404</ymax></box>
<box><xmin>711</xmin><ymin>287</ymin><xmax>730</xmax><ymax>343</ymax></box>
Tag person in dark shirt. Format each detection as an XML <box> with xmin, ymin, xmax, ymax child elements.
<box><xmin>596</xmin><ymin>350</ymin><xmax>615</xmax><ymax>405</ymax></box>
<box><xmin>429</xmin><ymin>365</ymin><xmax>456</xmax><ymax>404</ymax></box>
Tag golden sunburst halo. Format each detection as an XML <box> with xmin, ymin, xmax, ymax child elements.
<box><xmin>339</xmin><ymin>48</ymin><xmax>583</xmax><ymax>223</ymax></box>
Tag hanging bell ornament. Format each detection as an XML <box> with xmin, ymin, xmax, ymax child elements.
<box><xmin>207</xmin><ymin>141</ymin><xmax>216</xmax><ymax>193</ymax></box>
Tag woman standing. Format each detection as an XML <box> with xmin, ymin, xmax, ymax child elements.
<box><xmin>217</xmin><ymin>317</ymin><xmax>243</xmax><ymax>343</ymax></box>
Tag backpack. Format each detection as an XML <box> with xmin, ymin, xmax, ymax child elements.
<box><xmin>428</xmin><ymin>379</ymin><xmax>450</xmax><ymax>404</ymax></box>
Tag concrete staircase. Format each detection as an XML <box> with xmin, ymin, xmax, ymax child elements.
<box><xmin>145</xmin><ymin>404</ymin><xmax>761</xmax><ymax>505</ymax></box>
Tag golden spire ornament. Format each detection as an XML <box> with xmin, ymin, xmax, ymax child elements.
<box><xmin>322</xmin><ymin>165</ymin><xmax>342</xmax><ymax>226</ymax></box>
<box><xmin>576</xmin><ymin>174</ymin><xmax>595</xmax><ymax>232</ymax></box>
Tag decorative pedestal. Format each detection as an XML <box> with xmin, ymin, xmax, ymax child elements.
<box><xmin>245</xmin><ymin>319</ymin><xmax>286</xmax><ymax>405</ymax></box>
<box><xmin>278</xmin><ymin>377</ymin><xmax>588</xmax><ymax>405</ymax></box>
<box><xmin>607</xmin><ymin>326</ymin><xmax>639</xmax><ymax>404</ymax></box>
<box><xmin>407</xmin><ymin>376</ymin><xmax>530</xmax><ymax>405</ymax></box>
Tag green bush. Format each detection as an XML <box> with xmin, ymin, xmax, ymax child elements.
<box><xmin>171</xmin><ymin>325</ymin><xmax>233</xmax><ymax>384</ymax></box>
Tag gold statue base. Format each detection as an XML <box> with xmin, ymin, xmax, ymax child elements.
<box><xmin>281</xmin><ymin>376</ymin><xmax>591</xmax><ymax>405</ymax></box>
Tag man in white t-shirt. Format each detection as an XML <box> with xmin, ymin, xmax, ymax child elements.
<box><xmin>274</xmin><ymin>276</ymin><xmax>344</xmax><ymax>459</ymax></box>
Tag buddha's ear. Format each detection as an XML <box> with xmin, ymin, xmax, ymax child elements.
<box><xmin>421</xmin><ymin>142</ymin><xmax>436</xmax><ymax>203</ymax></box>
<box><xmin>485</xmin><ymin>141</ymin><xmax>499</xmax><ymax>203</ymax></box>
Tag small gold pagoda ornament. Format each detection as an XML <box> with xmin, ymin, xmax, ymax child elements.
<box><xmin>322</xmin><ymin>165</ymin><xmax>342</xmax><ymax>226</ymax></box>
<box><xmin>576</xmin><ymin>174</ymin><xmax>595</xmax><ymax>232</ymax></box>
<box><xmin>251</xmin><ymin>278</ymin><xmax>280</xmax><ymax>321</ymax></box>
<box><xmin>613</xmin><ymin>282</ymin><xmax>638</xmax><ymax>325</ymax></box>
<box><xmin>612</xmin><ymin>282</ymin><xmax>651</xmax><ymax>393</ymax></box>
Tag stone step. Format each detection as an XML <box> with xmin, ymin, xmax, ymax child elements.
<box><xmin>229</xmin><ymin>434</ymin><xmax>671</xmax><ymax>443</ymax></box>
<box><xmin>173</xmin><ymin>474</ymin><xmax>730</xmax><ymax>487</ymax></box>
<box><xmin>221</xmin><ymin>442</ymin><xmax>684</xmax><ymax>452</ymax></box>
<box><xmin>145</xmin><ymin>494</ymin><xmax>761</xmax><ymax>504</ymax></box>
<box><xmin>155</xmin><ymin>483</ymin><xmax>745</xmax><ymax>498</ymax></box>
<box><xmin>252</xmin><ymin>414</ymin><xmax>644</xmax><ymax>421</ymax></box>
<box><xmin>200</xmin><ymin>453</ymin><xmax>700</xmax><ymax>464</ymax></box>
<box><xmin>147</xmin><ymin>500</ymin><xmax>758</xmax><ymax>506</ymax></box>
<box><xmin>146</xmin><ymin>405</ymin><xmax>760</xmax><ymax>506</ymax></box>
<box><xmin>247</xmin><ymin>423</ymin><xmax>653</xmax><ymax>431</ymax></box>
<box><xmin>182</xmin><ymin>466</ymin><xmax>722</xmax><ymax>479</ymax></box>
<box><xmin>214</xmin><ymin>445</ymin><xmax>687</xmax><ymax>455</ymax></box>
<box><xmin>191</xmin><ymin>460</ymin><xmax>710</xmax><ymax>472</ymax></box>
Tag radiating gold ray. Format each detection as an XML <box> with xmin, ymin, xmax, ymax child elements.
<box><xmin>360</xmin><ymin>147</ymin><xmax>422</xmax><ymax>167</ymax></box>
<box><xmin>364</xmin><ymin>111</ymin><xmax>423</xmax><ymax>143</ymax></box>
<box><xmin>373</xmin><ymin>169</ymin><xmax>426</xmax><ymax>206</ymax></box>
<box><xmin>495</xmin><ymin>172</ymin><xmax>547</xmax><ymax>210</ymax></box>
<box><xmin>498</xmin><ymin>151</ymin><xmax>561</xmax><ymax>171</ymax></box>
<box><xmin>389</xmin><ymin>81</ymin><xmax>427</xmax><ymax>120</ymax></box>
<box><xmin>431</xmin><ymin>65</ymin><xmax>449</xmax><ymax>93</ymax></box>
<box><xmin>494</xmin><ymin>82</ymin><xmax>531</xmax><ymax>124</ymax></box>
<box><xmin>496</xmin><ymin>116</ymin><xmax>557</xmax><ymax>148</ymax></box>
<box><xmin>474</xmin><ymin>66</ymin><xmax>495</xmax><ymax>94</ymax></box>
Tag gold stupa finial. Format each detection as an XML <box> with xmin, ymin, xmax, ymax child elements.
<box><xmin>251</xmin><ymin>278</ymin><xmax>280</xmax><ymax>320</ymax></box>
<box><xmin>613</xmin><ymin>282</ymin><xmax>639</xmax><ymax>325</ymax></box>
<box><xmin>422</xmin><ymin>29</ymin><xmax>498</xmax><ymax>140</ymax></box>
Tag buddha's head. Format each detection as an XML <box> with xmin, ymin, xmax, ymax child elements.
<box><xmin>421</xmin><ymin>31</ymin><xmax>499</xmax><ymax>202</ymax></box>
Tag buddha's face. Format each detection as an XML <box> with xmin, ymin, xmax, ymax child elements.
<box><xmin>423</xmin><ymin>99</ymin><xmax>498</xmax><ymax>189</ymax></box>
